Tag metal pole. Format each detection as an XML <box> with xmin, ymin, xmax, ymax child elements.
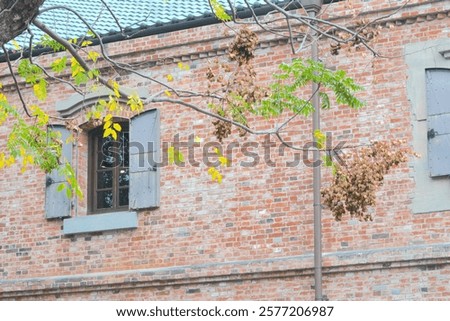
<box><xmin>307</xmin><ymin>1</ymin><xmax>323</xmax><ymax>301</ymax></box>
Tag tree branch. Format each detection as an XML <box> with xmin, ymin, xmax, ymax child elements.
<box><xmin>1</xmin><ymin>43</ymin><xmax>32</xmax><ymax>117</ymax></box>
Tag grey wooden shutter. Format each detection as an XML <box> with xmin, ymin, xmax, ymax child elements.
<box><xmin>426</xmin><ymin>69</ymin><xmax>450</xmax><ymax>177</ymax></box>
<box><xmin>129</xmin><ymin>109</ymin><xmax>160</xmax><ymax>209</ymax></box>
<box><xmin>45</xmin><ymin>125</ymin><xmax>73</xmax><ymax>218</ymax></box>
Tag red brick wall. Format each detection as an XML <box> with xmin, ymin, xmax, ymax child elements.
<box><xmin>1</xmin><ymin>0</ymin><xmax>449</xmax><ymax>300</ymax></box>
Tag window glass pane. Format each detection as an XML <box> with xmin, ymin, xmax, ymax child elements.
<box><xmin>122</xmin><ymin>132</ymin><xmax>129</xmax><ymax>167</ymax></box>
<box><xmin>97</xmin><ymin>170</ymin><xmax>113</xmax><ymax>189</ymax></box>
<box><xmin>119</xmin><ymin>188</ymin><xmax>129</xmax><ymax>206</ymax></box>
<box><xmin>97</xmin><ymin>133</ymin><xmax>129</xmax><ymax>168</ymax></box>
<box><xmin>97</xmin><ymin>190</ymin><xmax>113</xmax><ymax>209</ymax></box>
<box><xmin>98</xmin><ymin>136</ymin><xmax>116</xmax><ymax>168</ymax></box>
<box><xmin>119</xmin><ymin>168</ymin><xmax>129</xmax><ymax>187</ymax></box>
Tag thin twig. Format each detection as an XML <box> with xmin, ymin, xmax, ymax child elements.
<box><xmin>1</xmin><ymin>44</ymin><xmax>32</xmax><ymax>117</ymax></box>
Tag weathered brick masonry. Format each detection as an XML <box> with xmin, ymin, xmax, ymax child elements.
<box><xmin>0</xmin><ymin>0</ymin><xmax>449</xmax><ymax>300</ymax></box>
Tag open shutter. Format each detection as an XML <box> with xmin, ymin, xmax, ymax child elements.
<box><xmin>45</xmin><ymin>125</ymin><xmax>73</xmax><ymax>218</ymax></box>
<box><xmin>426</xmin><ymin>69</ymin><xmax>450</xmax><ymax>177</ymax></box>
<box><xmin>129</xmin><ymin>109</ymin><xmax>160</xmax><ymax>209</ymax></box>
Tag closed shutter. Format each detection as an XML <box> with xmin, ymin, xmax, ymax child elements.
<box><xmin>45</xmin><ymin>125</ymin><xmax>73</xmax><ymax>218</ymax></box>
<box><xmin>129</xmin><ymin>109</ymin><xmax>160</xmax><ymax>209</ymax></box>
<box><xmin>426</xmin><ymin>69</ymin><xmax>450</xmax><ymax>177</ymax></box>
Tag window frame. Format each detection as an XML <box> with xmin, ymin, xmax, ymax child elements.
<box><xmin>88</xmin><ymin>120</ymin><xmax>130</xmax><ymax>214</ymax></box>
<box><xmin>405</xmin><ymin>38</ymin><xmax>450</xmax><ymax>214</ymax></box>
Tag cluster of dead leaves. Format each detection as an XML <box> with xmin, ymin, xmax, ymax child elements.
<box><xmin>330</xmin><ymin>19</ymin><xmax>381</xmax><ymax>55</ymax></box>
<box><xmin>321</xmin><ymin>140</ymin><xmax>417</xmax><ymax>221</ymax></box>
<box><xmin>207</xmin><ymin>27</ymin><xmax>268</xmax><ymax>142</ymax></box>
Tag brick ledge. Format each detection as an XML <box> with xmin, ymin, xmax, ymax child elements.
<box><xmin>1</xmin><ymin>242</ymin><xmax>449</xmax><ymax>299</ymax></box>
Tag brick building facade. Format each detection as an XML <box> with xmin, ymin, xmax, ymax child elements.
<box><xmin>1</xmin><ymin>0</ymin><xmax>449</xmax><ymax>300</ymax></box>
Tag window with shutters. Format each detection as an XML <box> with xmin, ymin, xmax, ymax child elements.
<box><xmin>44</xmin><ymin>108</ymin><xmax>160</xmax><ymax>235</ymax></box>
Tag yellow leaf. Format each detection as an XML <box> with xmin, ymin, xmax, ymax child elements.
<box><xmin>207</xmin><ymin>167</ymin><xmax>223</xmax><ymax>183</ymax></box>
<box><xmin>194</xmin><ymin>136</ymin><xmax>202</xmax><ymax>143</ymax></box>
<box><xmin>127</xmin><ymin>94</ymin><xmax>144</xmax><ymax>112</ymax></box>
<box><xmin>87</xmin><ymin>51</ymin><xmax>100</xmax><ymax>62</ymax></box>
<box><xmin>82</xmin><ymin>40</ymin><xmax>93</xmax><ymax>47</ymax></box>
<box><xmin>6</xmin><ymin>156</ymin><xmax>15</xmax><ymax>166</ymax></box>
<box><xmin>111</xmin><ymin>129</ymin><xmax>118</xmax><ymax>140</ymax></box>
<box><xmin>112</xmin><ymin>81</ymin><xmax>120</xmax><ymax>98</ymax></box>
<box><xmin>166</xmin><ymin>74</ymin><xmax>174</xmax><ymax>82</ymax></box>
<box><xmin>33</xmin><ymin>79</ymin><xmax>47</xmax><ymax>101</ymax></box>
<box><xmin>103</xmin><ymin>120</ymin><xmax>112</xmax><ymax>129</ymax></box>
<box><xmin>177</xmin><ymin>62</ymin><xmax>190</xmax><ymax>71</ymax></box>
<box><xmin>218</xmin><ymin>156</ymin><xmax>230</xmax><ymax>167</ymax></box>
<box><xmin>113</xmin><ymin>123</ymin><xmax>122</xmax><ymax>132</ymax></box>
<box><xmin>103</xmin><ymin>128</ymin><xmax>112</xmax><ymax>138</ymax></box>
<box><xmin>107</xmin><ymin>98</ymin><xmax>118</xmax><ymax>111</ymax></box>
<box><xmin>164</xmin><ymin>90</ymin><xmax>172</xmax><ymax>97</ymax></box>
<box><xmin>0</xmin><ymin>93</ymin><xmax>7</xmax><ymax>102</ymax></box>
<box><xmin>314</xmin><ymin>129</ymin><xmax>326</xmax><ymax>149</ymax></box>
<box><xmin>167</xmin><ymin>146</ymin><xmax>175</xmax><ymax>164</ymax></box>
<box><xmin>104</xmin><ymin>114</ymin><xmax>113</xmax><ymax>122</ymax></box>
<box><xmin>26</xmin><ymin>155</ymin><xmax>34</xmax><ymax>165</ymax></box>
<box><xmin>12</xmin><ymin>40</ymin><xmax>21</xmax><ymax>50</ymax></box>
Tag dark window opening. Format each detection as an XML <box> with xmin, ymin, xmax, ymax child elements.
<box><xmin>89</xmin><ymin>122</ymin><xmax>129</xmax><ymax>213</ymax></box>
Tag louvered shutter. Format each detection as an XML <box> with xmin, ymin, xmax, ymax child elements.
<box><xmin>45</xmin><ymin>125</ymin><xmax>73</xmax><ymax>218</ymax></box>
<box><xmin>129</xmin><ymin>109</ymin><xmax>160</xmax><ymax>209</ymax></box>
<box><xmin>426</xmin><ymin>69</ymin><xmax>450</xmax><ymax>177</ymax></box>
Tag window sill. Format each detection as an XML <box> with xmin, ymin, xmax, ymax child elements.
<box><xmin>63</xmin><ymin>211</ymin><xmax>138</xmax><ymax>235</ymax></box>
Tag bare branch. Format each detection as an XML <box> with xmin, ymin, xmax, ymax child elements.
<box><xmin>32</xmin><ymin>18</ymin><xmax>129</xmax><ymax>98</ymax></box>
<box><xmin>147</xmin><ymin>96</ymin><xmax>275</xmax><ymax>136</ymax></box>
<box><xmin>1</xmin><ymin>43</ymin><xmax>32</xmax><ymax>117</ymax></box>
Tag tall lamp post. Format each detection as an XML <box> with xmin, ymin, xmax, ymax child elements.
<box><xmin>305</xmin><ymin>0</ymin><xmax>324</xmax><ymax>301</ymax></box>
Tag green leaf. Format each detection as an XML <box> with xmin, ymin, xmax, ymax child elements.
<box><xmin>261</xmin><ymin>58</ymin><xmax>364</xmax><ymax>117</ymax></box>
<box><xmin>322</xmin><ymin>154</ymin><xmax>333</xmax><ymax>167</ymax></box>
<box><xmin>66</xmin><ymin>187</ymin><xmax>72</xmax><ymax>199</ymax></box>
<box><xmin>51</xmin><ymin>56</ymin><xmax>68</xmax><ymax>73</ymax></box>
<box><xmin>320</xmin><ymin>92</ymin><xmax>331</xmax><ymax>109</ymax></box>
<box><xmin>88</xmin><ymin>69</ymin><xmax>100</xmax><ymax>79</ymax></box>
<box><xmin>39</xmin><ymin>34</ymin><xmax>66</xmax><ymax>52</ymax></box>
<box><xmin>17</xmin><ymin>59</ymin><xmax>43</xmax><ymax>84</ymax></box>
<box><xmin>210</xmin><ymin>0</ymin><xmax>232</xmax><ymax>21</ymax></box>
<box><xmin>168</xmin><ymin>146</ymin><xmax>185</xmax><ymax>165</ymax></box>
<box><xmin>57</xmin><ymin>183</ymin><xmax>65</xmax><ymax>192</ymax></box>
